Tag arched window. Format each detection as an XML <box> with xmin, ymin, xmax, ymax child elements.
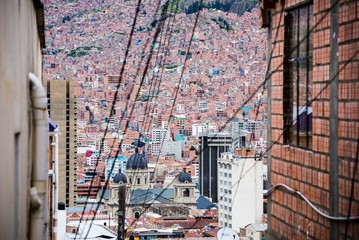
<box><xmin>183</xmin><ymin>188</ymin><xmax>190</xmax><ymax>197</ymax></box>
<box><xmin>135</xmin><ymin>211</ymin><xmax>140</xmax><ymax>219</ymax></box>
<box><xmin>129</xmin><ymin>178</ymin><xmax>132</xmax><ymax>184</ymax></box>
<box><xmin>137</xmin><ymin>177</ymin><xmax>141</xmax><ymax>184</ymax></box>
<box><xmin>145</xmin><ymin>178</ymin><xmax>147</xmax><ymax>184</ymax></box>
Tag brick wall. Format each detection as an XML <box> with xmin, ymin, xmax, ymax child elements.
<box><xmin>337</xmin><ymin>0</ymin><xmax>359</xmax><ymax>239</ymax></box>
<box><xmin>265</xmin><ymin>0</ymin><xmax>359</xmax><ymax>239</ymax></box>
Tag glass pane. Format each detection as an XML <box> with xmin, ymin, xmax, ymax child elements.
<box><xmin>298</xmin><ymin>6</ymin><xmax>309</xmax><ymax>147</ymax></box>
<box><xmin>285</xmin><ymin>5</ymin><xmax>313</xmax><ymax>148</ymax></box>
<box><xmin>290</xmin><ymin>10</ymin><xmax>299</xmax><ymax>146</ymax></box>
<box><xmin>307</xmin><ymin>5</ymin><xmax>313</xmax><ymax>148</ymax></box>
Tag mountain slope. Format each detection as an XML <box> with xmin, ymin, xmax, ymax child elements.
<box><xmin>180</xmin><ymin>0</ymin><xmax>260</xmax><ymax>15</ymax></box>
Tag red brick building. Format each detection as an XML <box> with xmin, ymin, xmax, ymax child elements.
<box><xmin>261</xmin><ymin>0</ymin><xmax>359</xmax><ymax>239</ymax></box>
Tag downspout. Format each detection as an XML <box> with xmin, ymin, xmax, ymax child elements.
<box><xmin>52</xmin><ymin>127</ymin><xmax>60</xmax><ymax>239</ymax></box>
<box><xmin>29</xmin><ymin>72</ymin><xmax>49</xmax><ymax>240</ymax></box>
<box><xmin>53</xmin><ymin>127</ymin><xmax>59</xmax><ymax>212</ymax></box>
<box><xmin>50</xmin><ymin>127</ymin><xmax>59</xmax><ymax>240</ymax></box>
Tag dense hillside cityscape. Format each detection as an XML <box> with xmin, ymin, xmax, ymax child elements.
<box><xmin>43</xmin><ymin>0</ymin><xmax>267</xmax><ymax>134</ymax></box>
<box><xmin>1</xmin><ymin>0</ymin><xmax>359</xmax><ymax>239</ymax></box>
<box><xmin>42</xmin><ymin>0</ymin><xmax>269</xmax><ymax>238</ymax></box>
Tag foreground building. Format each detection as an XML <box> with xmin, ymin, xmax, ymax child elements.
<box><xmin>261</xmin><ymin>0</ymin><xmax>359</xmax><ymax>239</ymax></box>
<box><xmin>0</xmin><ymin>0</ymin><xmax>47</xmax><ymax>239</ymax></box>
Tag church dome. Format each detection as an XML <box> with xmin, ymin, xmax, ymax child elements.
<box><xmin>113</xmin><ymin>170</ymin><xmax>127</xmax><ymax>184</ymax></box>
<box><xmin>126</xmin><ymin>153</ymin><xmax>147</xmax><ymax>169</ymax></box>
<box><xmin>178</xmin><ymin>170</ymin><xmax>192</xmax><ymax>183</ymax></box>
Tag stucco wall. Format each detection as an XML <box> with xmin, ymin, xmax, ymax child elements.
<box><xmin>0</xmin><ymin>0</ymin><xmax>43</xmax><ymax>239</ymax></box>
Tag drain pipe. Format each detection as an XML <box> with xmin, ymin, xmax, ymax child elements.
<box><xmin>29</xmin><ymin>72</ymin><xmax>49</xmax><ymax>240</ymax></box>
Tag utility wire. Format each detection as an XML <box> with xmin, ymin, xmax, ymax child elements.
<box><xmin>83</xmin><ymin>1</ymin><xmax>179</xmax><ymax>237</ymax></box>
<box><xmin>82</xmin><ymin>0</ymin><xmax>170</xmax><ymax>226</ymax></box>
<box><xmin>80</xmin><ymin>0</ymin><xmax>359</xmax><ymax>236</ymax></box>
<box><xmin>218</xmin><ymin>47</ymin><xmax>359</xmax><ymax>230</ymax></box>
<box><xmin>83</xmin><ymin>2</ymin><xmax>169</xmax><ymax>225</ymax></box>
<box><xmin>136</xmin><ymin>0</ymin><xmax>182</xmax><ymax>212</ymax></box>
<box><xmin>124</xmin><ymin>0</ymin><xmax>180</xmax><ymax>215</ymax></box>
<box><xmin>220</xmin><ymin>2</ymin><xmax>287</xmax><ymax>231</ymax></box>
<box><xmin>141</xmin><ymin>0</ymin><xmax>179</xmax><ymax>137</ymax></box>
<box><xmin>119</xmin><ymin>1</ymin><xmax>196</xmax><ymax>220</ymax></box>
<box><xmin>344</xmin><ymin>135</ymin><xmax>359</xmax><ymax>238</ymax></box>
<box><xmin>127</xmin><ymin>3</ymin><xmax>359</xmax><ymax>230</ymax></box>
<box><xmin>74</xmin><ymin>1</ymin><xmax>143</xmax><ymax>238</ymax></box>
<box><xmin>128</xmin><ymin>2</ymin><xmax>280</xmax><ymax>223</ymax></box>
<box><xmin>135</xmin><ymin>0</ymin><xmax>204</xmax><ymax>217</ymax></box>
<box><xmin>266</xmin><ymin>183</ymin><xmax>359</xmax><ymax>221</ymax></box>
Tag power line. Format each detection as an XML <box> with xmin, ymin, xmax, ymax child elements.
<box><xmin>77</xmin><ymin>0</ymin><xmax>358</xmax><ymax>237</ymax></box>
<box><xmin>220</xmin><ymin>4</ymin><xmax>287</xmax><ymax>230</ymax></box>
<box><xmin>208</xmin><ymin>5</ymin><xmax>286</xmax><ymax>234</ymax></box>
<box><xmin>124</xmin><ymin>0</ymin><xmax>181</xmax><ymax>216</ymax></box>
<box><xmin>82</xmin><ymin>1</ymin><xmax>181</xmax><ymax>237</ymax></box>
<box><xmin>141</xmin><ymin>0</ymin><xmax>180</xmax><ymax>136</ymax></box>
<box><xmin>127</xmin><ymin>1</ymin><xmax>285</xmax><ymax>224</ymax></box>
<box><xmin>127</xmin><ymin>0</ymin><xmax>181</xmax><ymax>196</ymax></box>
<box><xmin>344</xmin><ymin>135</ymin><xmax>359</xmax><ymax>238</ymax></box>
<box><xmin>74</xmin><ymin>1</ymin><xmax>144</xmax><ymax>238</ymax></box>
<box><xmin>136</xmin><ymin>0</ymin><xmax>204</xmax><ymax>216</ymax></box>
<box><xmin>129</xmin><ymin>6</ymin><xmax>359</xmax><ymax>240</ymax></box>
<box><xmin>82</xmin><ymin>0</ymin><xmax>172</xmax><ymax>224</ymax></box>
<box><xmin>107</xmin><ymin>2</ymin><xmax>200</xmax><ymax>223</ymax></box>
<box><xmin>127</xmin><ymin>5</ymin><xmax>359</xmax><ymax>231</ymax></box>
<box><xmin>135</xmin><ymin>0</ymin><xmax>184</xmax><ymax>211</ymax></box>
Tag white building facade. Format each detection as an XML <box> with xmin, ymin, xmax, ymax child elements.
<box><xmin>192</xmin><ymin>123</ymin><xmax>217</xmax><ymax>137</ymax></box>
<box><xmin>160</xmin><ymin>140</ymin><xmax>184</xmax><ymax>160</ymax></box>
<box><xmin>151</xmin><ymin>128</ymin><xmax>170</xmax><ymax>155</ymax></box>
<box><xmin>217</xmin><ymin>152</ymin><xmax>263</xmax><ymax>231</ymax></box>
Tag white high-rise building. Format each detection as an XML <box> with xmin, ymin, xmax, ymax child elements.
<box><xmin>217</xmin><ymin>151</ymin><xmax>263</xmax><ymax>231</ymax></box>
<box><xmin>192</xmin><ymin>124</ymin><xmax>206</xmax><ymax>137</ymax></box>
<box><xmin>151</xmin><ymin>128</ymin><xmax>170</xmax><ymax>155</ymax></box>
<box><xmin>192</xmin><ymin>123</ymin><xmax>217</xmax><ymax>137</ymax></box>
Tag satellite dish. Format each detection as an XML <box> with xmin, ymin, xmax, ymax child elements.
<box><xmin>217</xmin><ymin>228</ymin><xmax>239</xmax><ymax>240</ymax></box>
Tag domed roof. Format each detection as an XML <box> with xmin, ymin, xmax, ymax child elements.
<box><xmin>178</xmin><ymin>170</ymin><xmax>192</xmax><ymax>183</ymax></box>
<box><xmin>113</xmin><ymin>170</ymin><xmax>127</xmax><ymax>184</ymax></box>
<box><xmin>126</xmin><ymin>153</ymin><xmax>147</xmax><ymax>170</ymax></box>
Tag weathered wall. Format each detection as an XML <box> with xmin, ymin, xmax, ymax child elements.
<box><xmin>0</xmin><ymin>0</ymin><xmax>43</xmax><ymax>239</ymax></box>
<box><xmin>44</xmin><ymin>80</ymin><xmax>77</xmax><ymax>207</ymax></box>
<box><xmin>266</xmin><ymin>0</ymin><xmax>359</xmax><ymax>239</ymax></box>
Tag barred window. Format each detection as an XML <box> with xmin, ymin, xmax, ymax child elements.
<box><xmin>284</xmin><ymin>4</ymin><xmax>313</xmax><ymax>149</ymax></box>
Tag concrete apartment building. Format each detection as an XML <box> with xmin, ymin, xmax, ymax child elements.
<box><xmin>0</xmin><ymin>0</ymin><xmax>48</xmax><ymax>239</ymax></box>
<box><xmin>217</xmin><ymin>151</ymin><xmax>263</xmax><ymax>232</ymax></box>
<box><xmin>44</xmin><ymin>80</ymin><xmax>78</xmax><ymax>207</ymax></box>
<box><xmin>261</xmin><ymin>0</ymin><xmax>359</xmax><ymax>239</ymax></box>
